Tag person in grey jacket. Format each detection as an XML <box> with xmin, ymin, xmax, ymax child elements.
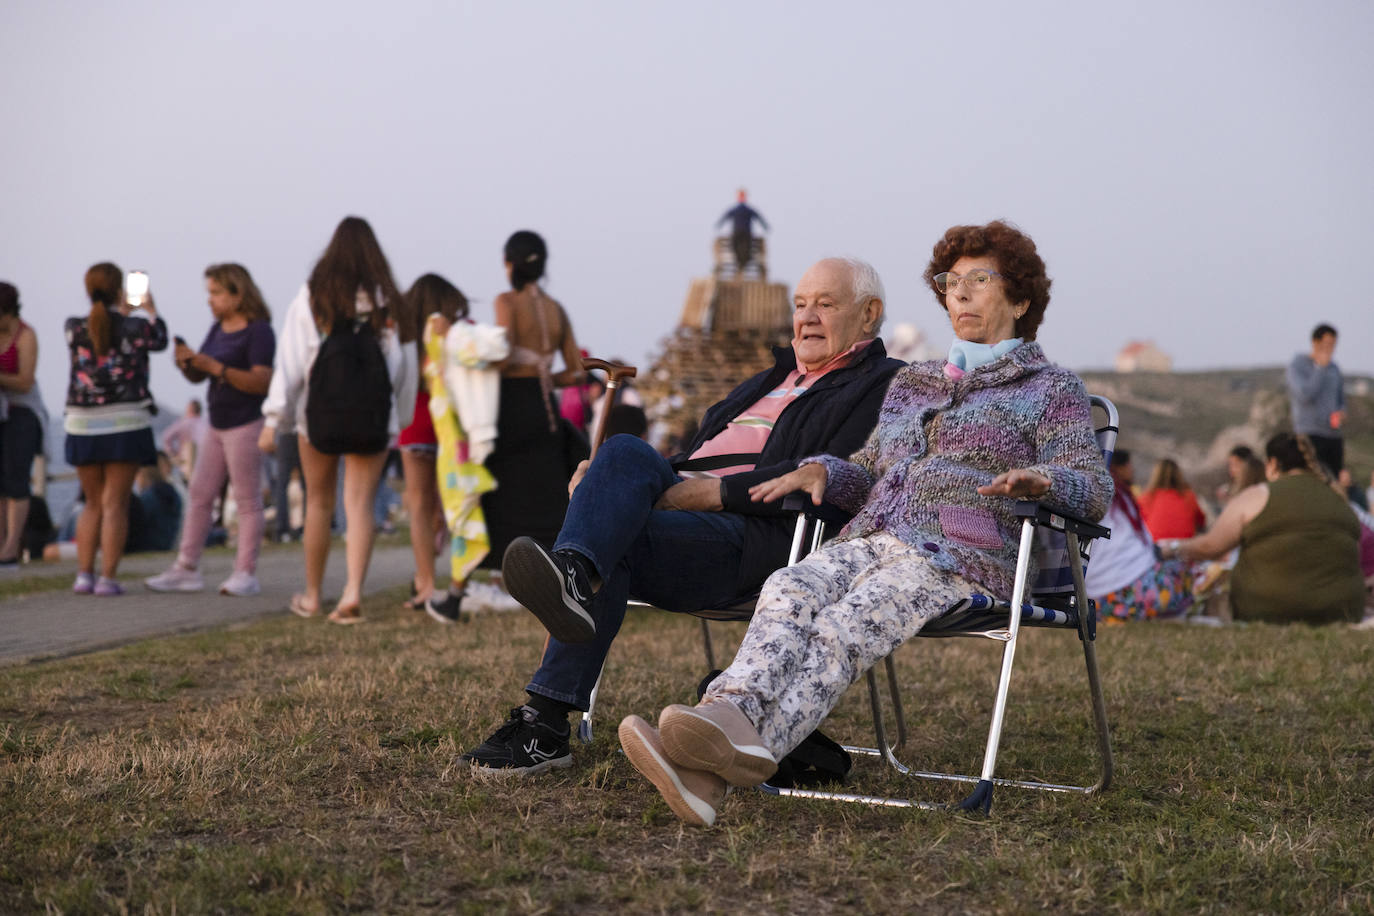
<box><xmin>1286</xmin><ymin>323</ymin><xmax>1345</xmax><ymax>474</ymax></box>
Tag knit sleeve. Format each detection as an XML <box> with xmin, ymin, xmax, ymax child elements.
<box><xmin>1023</xmin><ymin>371</ymin><xmax>1113</xmax><ymax>522</ymax></box>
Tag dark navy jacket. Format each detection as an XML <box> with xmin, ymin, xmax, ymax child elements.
<box><xmin>670</xmin><ymin>339</ymin><xmax>904</xmax><ymax>592</ymax></box>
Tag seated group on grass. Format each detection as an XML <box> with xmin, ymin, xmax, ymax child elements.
<box><xmin>468</xmin><ymin>221</ymin><xmax>1115</xmax><ymax>827</ymax></box>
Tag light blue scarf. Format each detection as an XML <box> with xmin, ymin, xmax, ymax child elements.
<box><xmin>947</xmin><ymin>337</ymin><xmax>1022</xmax><ymax>372</ymax></box>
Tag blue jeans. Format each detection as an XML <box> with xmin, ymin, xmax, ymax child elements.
<box><xmin>526</xmin><ymin>435</ymin><xmax>749</xmax><ymax>709</ymax></box>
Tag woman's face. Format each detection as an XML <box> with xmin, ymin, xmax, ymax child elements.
<box><xmin>206</xmin><ymin>278</ymin><xmax>242</xmax><ymax>321</ymax></box>
<box><xmin>943</xmin><ymin>255</ymin><xmax>1024</xmax><ymax>345</ymax></box>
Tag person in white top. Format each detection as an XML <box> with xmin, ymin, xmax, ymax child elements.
<box><xmin>1084</xmin><ymin>449</ymin><xmax>1194</xmax><ymax>621</ymax></box>
<box><xmin>259</xmin><ymin>216</ymin><xmax>417</xmax><ymax>624</ymax></box>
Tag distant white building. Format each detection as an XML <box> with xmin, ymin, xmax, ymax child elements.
<box><xmin>1115</xmin><ymin>340</ymin><xmax>1172</xmax><ymax>373</ymax></box>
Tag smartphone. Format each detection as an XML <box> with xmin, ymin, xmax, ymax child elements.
<box><xmin>125</xmin><ymin>270</ymin><xmax>150</xmax><ymax>309</ymax></box>
<box><xmin>173</xmin><ymin>335</ymin><xmax>187</xmax><ymax>347</ymax></box>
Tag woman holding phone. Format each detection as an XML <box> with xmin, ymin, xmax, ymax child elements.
<box><xmin>146</xmin><ymin>263</ymin><xmax>275</xmax><ymax>597</ymax></box>
<box><xmin>63</xmin><ymin>263</ymin><xmax>169</xmax><ymax>595</ymax></box>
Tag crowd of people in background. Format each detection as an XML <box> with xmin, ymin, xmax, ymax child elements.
<box><xmin>0</xmin><ymin>225</ymin><xmax>1369</xmax><ymax>637</ymax></box>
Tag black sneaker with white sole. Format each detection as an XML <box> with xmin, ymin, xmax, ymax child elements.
<box><xmin>501</xmin><ymin>537</ymin><xmax>596</xmax><ymax>643</ymax></box>
<box><xmin>425</xmin><ymin>591</ymin><xmax>466</xmax><ymax>624</ymax></box>
<box><xmin>461</xmin><ymin>705</ymin><xmax>573</xmax><ymax>775</ymax></box>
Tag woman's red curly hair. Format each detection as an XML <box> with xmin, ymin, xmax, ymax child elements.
<box><xmin>922</xmin><ymin>220</ymin><xmax>1051</xmax><ymax>340</ymax></box>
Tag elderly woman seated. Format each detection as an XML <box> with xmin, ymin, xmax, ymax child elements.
<box><xmin>617</xmin><ymin>220</ymin><xmax>1112</xmax><ymax>827</ymax></box>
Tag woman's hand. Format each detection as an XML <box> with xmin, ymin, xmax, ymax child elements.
<box><xmin>258</xmin><ymin>425</ymin><xmax>278</xmax><ymax>454</ymax></box>
<box><xmin>977</xmin><ymin>468</ymin><xmax>1051</xmax><ymax>499</ymax></box>
<box><xmin>173</xmin><ymin>340</ymin><xmax>197</xmax><ymax>370</ymax></box>
<box><xmin>749</xmin><ymin>462</ymin><xmax>827</xmax><ymax>506</ymax></box>
<box><xmin>567</xmin><ymin>459</ymin><xmax>590</xmax><ymax>497</ymax></box>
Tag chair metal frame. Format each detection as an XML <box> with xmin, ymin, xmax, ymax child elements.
<box><xmin>575</xmin><ymin>386</ymin><xmax>1118</xmax><ymax>817</ymax></box>
<box><xmin>761</xmin><ymin>395</ymin><xmax>1119</xmax><ymax>814</ymax></box>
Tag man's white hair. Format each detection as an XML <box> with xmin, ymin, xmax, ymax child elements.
<box><xmin>830</xmin><ymin>256</ymin><xmax>885</xmax><ymax>333</ymax></box>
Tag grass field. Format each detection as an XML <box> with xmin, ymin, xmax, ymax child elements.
<box><xmin>2</xmin><ymin>590</ymin><xmax>1372</xmax><ymax>914</ymax></box>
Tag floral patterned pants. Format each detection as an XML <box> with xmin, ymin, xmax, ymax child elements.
<box><xmin>703</xmin><ymin>531</ymin><xmax>976</xmax><ymax>760</ymax></box>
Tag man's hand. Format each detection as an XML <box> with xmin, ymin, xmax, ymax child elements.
<box><xmin>568</xmin><ymin>459</ymin><xmax>590</xmax><ymax>497</ymax></box>
<box><xmin>654</xmin><ymin>478</ymin><xmax>723</xmax><ymax>511</ymax></box>
<box><xmin>748</xmin><ymin>462</ymin><xmax>827</xmax><ymax>505</ymax></box>
<box><xmin>977</xmin><ymin>468</ymin><xmax>1051</xmax><ymax>499</ymax></box>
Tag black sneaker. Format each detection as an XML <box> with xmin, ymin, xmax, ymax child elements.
<box><xmin>425</xmin><ymin>591</ymin><xmax>466</xmax><ymax>624</ymax></box>
<box><xmin>502</xmin><ymin>537</ymin><xmax>596</xmax><ymax>643</ymax></box>
<box><xmin>461</xmin><ymin>706</ymin><xmax>573</xmax><ymax>775</ymax></box>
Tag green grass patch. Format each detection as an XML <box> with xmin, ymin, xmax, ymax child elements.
<box><xmin>1</xmin><ymin>602</ymin><xmax>1371</xmax><ymax>912</ymax></box>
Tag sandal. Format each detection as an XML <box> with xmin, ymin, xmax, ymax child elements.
<box><xmin>289</xmin><ymin>594</ymin><xmax>321</xmax><ymax>618</ymax></box>
<box><xmin>328</xmin><ymin>604</ymin><xmax>365</xmax><ymax>625</ymax></box>
<box><xmin>401</xmin><ymin>583</ymin><xmax>429</xmax><ymax>611</ymax></box>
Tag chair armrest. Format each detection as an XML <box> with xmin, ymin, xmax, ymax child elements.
<box><xmin>1013</xmin><ymin>500</ymin><xmax>1111</xmax><ymax>541</ymax></box>
<box><xmin>781</xmin><ymin>492</ymin><xmax>853</xmax><ymax>527</ymax></box>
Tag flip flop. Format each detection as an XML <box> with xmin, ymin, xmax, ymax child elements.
<box><xmin>401</xmin><ymin>583</ymin><xmax>428</xmax><ymax>611</ymax></box>
<box><xmin>328</xmin><ymin>605</ymin><xmax>365</xmax><ymax>625</ymax></box>
<box><xmin>289</xmin><ymin>594</ymin><xmax>321</xmax><ymax>618</ymax></box>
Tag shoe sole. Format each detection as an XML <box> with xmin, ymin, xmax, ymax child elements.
<box><xmin>659</xmin><ymin>705</ymin><xmax>776</xmax><ymax>787</ymax></box>
<box><xmin>619</xmin><ymin>715</ymin><xmax>716</xmax><ymax>827</ymax></box>
<box><xmin>502</xmin><ymin>538</ymin><xmax>595</xmax><ymax>643</ymax></box>
<box><xmin>464</xmin><ymin>753</ymin><xmax>573</xmax><ymax>778</ymax></box>
<box><xmin>146</xmin><ymin>580</ymin><xmax>205</xmax><ymax>593</ymax></box>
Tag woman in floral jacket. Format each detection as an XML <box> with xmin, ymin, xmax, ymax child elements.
<box><xmin>64</xmin><ymin>262</ymin><xmax>169</xmax><ymax>595</ymax></box>
<box><xmin>618</xmin><ymin>221</ymin><xmax>1113</xmax><ymax>827</ymax></box>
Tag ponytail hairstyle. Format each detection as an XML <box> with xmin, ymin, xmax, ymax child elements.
<box><xmin>1265</xmin><ymin>432</ymin><xmax>1345</xmax><ymax>495</ymax></box>
<box><xmin>84</xmin><ymin>262</ymin><xmax>123</xmax><ymax>356</ymax></box>
<box><xmin>205</xmin><ymin>263</ymin><xmax>271</xmax><ymax>323</ymax></box>
<box><xmin>504</xmin><ymin>230</ymin><xmax>547</xmax><ymax>292</ymax></box>
<box><xmin>307</xmin><ymin>216</ymin><xmax>415</xmax><ymax>343</ymax></box>
<box><xmin>405</xmin><ymin>273</ymin><xmax>470</xmax><ymax>359</ymax></box>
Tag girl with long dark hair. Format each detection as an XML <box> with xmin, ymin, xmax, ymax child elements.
<box><xmin>259</xmin><ymin>217</ymin><xmax>418</xmax><ymax>623</ymax></box>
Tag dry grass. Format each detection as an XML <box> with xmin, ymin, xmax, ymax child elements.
<box><xmin>3</xmin><ymin>592</ymin><xmax>1373</xmax><ymax>913</ymax></box>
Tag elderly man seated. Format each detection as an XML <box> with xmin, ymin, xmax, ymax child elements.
<box><xmin>461</xmin><ymin>257</ymin><xmax>905</xmax><ymax>774</ymax></box>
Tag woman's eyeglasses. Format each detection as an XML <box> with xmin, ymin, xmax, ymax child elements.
<box><xmin>934</xmin><ymin>269</ymin><xmax>1002</xmax><ymax>294</ymax></box>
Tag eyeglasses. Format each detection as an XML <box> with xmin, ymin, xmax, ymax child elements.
<box><xmin>933</xmin><ymin>269</ymin><xmax>1002</xmax><ymax>294</ymax></box>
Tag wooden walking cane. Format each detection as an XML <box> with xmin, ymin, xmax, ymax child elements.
<box><xmin>581</xmin><ymin>357</ymin><xmax>638</xmax><ymax>457</ymax></box>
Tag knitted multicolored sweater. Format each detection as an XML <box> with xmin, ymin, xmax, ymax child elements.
<box><xmin>807</xmin><ymin>341</ymin><xmax>1112</xmax><ymax>597</ymax></box>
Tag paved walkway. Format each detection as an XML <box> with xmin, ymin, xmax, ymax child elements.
<box><xmin>0</xmin><ymin>542</ymin><xmax>425</xmax><ymax>666</ymax></box>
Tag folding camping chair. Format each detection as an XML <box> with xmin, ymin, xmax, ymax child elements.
<box><xmin>760</xmin><ymin>394</ymin><xmax>1119</xmax><ymax>814</ymax></box>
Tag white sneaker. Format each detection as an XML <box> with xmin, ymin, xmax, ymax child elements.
<box><xmin>145</xmin><ymin>565</ymin><xmax>205</xmax><ymax>592</ymax></box>
<box><xmin>465</xmin><ymin>581</ymin><xmax>524</xmax><ymax>613</ymax></box>
<box><xmin>219</xmin><ymin>571</ymin><xmax>261</xmax><ymax>597</ymax></box>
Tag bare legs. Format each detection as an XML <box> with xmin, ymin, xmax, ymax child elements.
<box><xmin>401</xmin><ymin>449</ymin><xmax>440</xmax><ymax>603</ymax></box>
<box><xmin>297</xmin><ymin>435</ymin><xmax>387</xmax><ymax>620</ymax></box>
<box><xmin>74</xmin><ymin>462</ymin><xmax>139</xmax><ymax>579</ymax></box>
<box><xmin>0</xmin><ymin>496</ymin><xmax>30</xmax><ymax>562</ymax></box>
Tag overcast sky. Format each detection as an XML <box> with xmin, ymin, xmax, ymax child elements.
<box><xmin>4</xmin><ymin>0</ymin><xmax>1372</xmax><ymax>419</ymax></box>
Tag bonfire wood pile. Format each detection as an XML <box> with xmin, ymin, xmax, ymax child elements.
<box><xmin>638</xmin><ymin>276</ymin><xmax>792</xmax><ymax>446</ymax></box>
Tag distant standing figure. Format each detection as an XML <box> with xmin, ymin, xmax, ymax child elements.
<box><xmin>716</xmin><ymin>189</ymin><xmax>769</xmax><ymax>274</ymax></box>
<box><xmin>0</xmin><ymin>282</ymin><xmax>47</xmax><ymax>568</ymax></box>
<box><xmin>146</xmin><ymin>264</ymin><xmax>276</xmax><ymax>598</ymax></box>
<box><xmin>259</xmin><ymin>216</ymin><xmax>418</xmax><ymax>624</ymax></box>
<box><xmin>63</xmin><ymin>263</ymin><xmax>169</xmax><ymax>595</ymax></box>
<box><xmin>159</xmin><ymin>399</ymin><xmax>205</xmax><ymax>483</ymax></box>
<box><xmin>1287</xmin><ymin>323</ymin><xmax>1345</xmax><ymax>474</ymax></box>
<box><xmin>397</xmin><ymin>273</ymin><xmax>470</xmax><ymax>615</ymax></box>
<box><xmin>484</xmin><ymin>230</ymin><xmax>586</xmax><ymax>562</ymax></box>
<box><xmin>1138</xmin><ymin>458</ymin><xmax>1206</xmax><ymax>540</ymax></box>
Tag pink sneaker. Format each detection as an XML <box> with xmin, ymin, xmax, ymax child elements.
<box><xmin>93</xmin><ymin>577</ymin><xmax>124</xmax><ymax>597</ymax></box>
<box><xmin>218</xmin><ymin>571</ymin><xmax>260</xmax><ymax>597</ymax></box>
<box><xmin>72</xmin><ymin>571</ymin><xmax>95</xmax><ymax>594</ymax></box>
<box><xmin>145</xmin><ymin>564</ymin><xmax>205</xmax><ymax>592</ymax></box>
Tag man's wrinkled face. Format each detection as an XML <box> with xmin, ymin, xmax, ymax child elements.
<box><xmin>792</xmin><ymin>260</ymin><xmax>879</xmax><ymax>372</ymax></box>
